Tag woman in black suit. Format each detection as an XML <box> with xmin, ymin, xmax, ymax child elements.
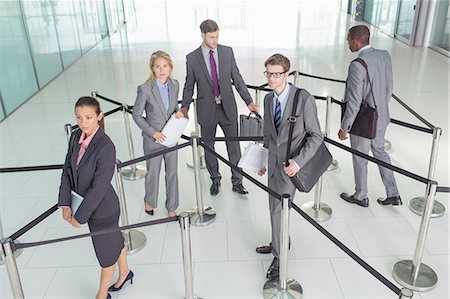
<box><xmin>58</xmin><ymin>97</ymin><xmax>133</xmax><ymax>299</ymax></box>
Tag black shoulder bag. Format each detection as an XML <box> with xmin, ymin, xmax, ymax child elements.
<box><xmin>341</xmin><ymin>58</ymin><xmax>378</xmax><ymax>139</ymax></box>
<box><xmin>286</xmin><ymin>89</ymin><xmax>332</xmax><ymax>193</ymax></box>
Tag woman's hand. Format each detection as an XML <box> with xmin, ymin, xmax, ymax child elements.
<box><xmin>69</xmin><ymin>217</ymin><xmax>81</xmax><ymax>228</ymax></box>
<box><xmin>258</xmin><ymin>166</ymin><xmax>266</xmax><ymax>176</ymax></box>
<box><xmin>61</xmin><ymin>207</ymin><xmax>72</xmax><ymax>222</ymax></box>
<box><xmin>175</xmin><ymin>111</ymin><xmax>185</xmax><ymax>119</ymax></box>
<box><xmin>153</xmin><ymin>132</ymin><xmax>166</xmax><ymax>143</ymax></box>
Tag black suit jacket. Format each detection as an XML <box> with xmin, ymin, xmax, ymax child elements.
<box><xmin>58</xmin><ymin>128</ymin><xmax>119</xmax><ymax>224</ymax></box>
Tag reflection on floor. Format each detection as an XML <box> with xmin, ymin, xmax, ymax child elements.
<box><xmin>1</xmin><ymin>1</ymin><xmax>449</xmax><ymax>299</ymax></box>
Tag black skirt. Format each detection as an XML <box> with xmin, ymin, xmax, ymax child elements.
<box><xmin>88</xmin><ymin>212</ymin><xmax>124</xmax><ymax>268</ymax></box>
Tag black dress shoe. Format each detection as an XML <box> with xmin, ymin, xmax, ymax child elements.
<box><xmin>145</xmin><ymin>209</ymin><xmax>154</xmax><ymax>215</ymax></box>
<box><xmin>266</xmin><ymin>257</ymin><xmax>279</xmax><ymax>279</ymax></box>
<box><xmin>377</xmin><ymin>196</ymin><xmax>402</xmax><ymax>206</ymax></box>
<box><xmin>108</xmin><ymin>270</ymin><xmax>134</xmax><ymax>292</ymax></box>
<box><xmin>210</xmin><ymin>181</ymin><xmax>221</xmax><ymax>196</ymax></box>
<box><xmin>232</xmin><ymin>184</ymin><xmax>248</xmax><ymax>195</ymax></box>
<box><xmin>340</xmin><ymin>192</ymin><xmax>369</xmax><ymax>207</ymax></box>
<box><xmin>256</xmin><ymin>242</ymin><xmax>291</xmax><ymax>254</ymax></box>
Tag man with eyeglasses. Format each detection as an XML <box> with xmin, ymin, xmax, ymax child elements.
<box><xmin>181</xmin><ymin>19</ymin><xmax>257</xmax><ymax>196</ymax></box>
<box><xmin>256</xmin><ymin>53</ymin><xmax>323</xmax><ymax>280</ymax></box>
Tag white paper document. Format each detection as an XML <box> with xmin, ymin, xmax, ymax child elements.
<box><xmin>238</xmin><ymin>143</ymin><xmax>268</xmax><ymax>173</ymax></box>
<box><xmin>71</xmin><ymin>190</ymin><xmax>84</xmax><ymax>215</ymax></box>
<box><xmin>159</xmin><ymin>114</ymin><xmax>189</xmax><ymax>147</ymax></box>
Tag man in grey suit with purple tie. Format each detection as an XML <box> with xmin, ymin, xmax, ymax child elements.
<box><xmin>180</xmin><ymin>19</ymin><xmax>257</xmax><ymax>196</ymax></box>
<box><xmin>339</xmin><ymin>25</ymin><xmax>401</xmax><ymax>208</ymax></box>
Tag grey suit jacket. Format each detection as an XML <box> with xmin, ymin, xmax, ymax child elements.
<box><xmin>181</xmin><ymin>44</ymin><xmax>252</xmax><ymax>125</ymax></box>
<box><xmin>263</xmin><ymin>85</ymin><xmax>323</xmax><ymax>182</ymax></box>
<box><xmin>58</xmin><ymin>128</ymin><xmax>119</xmax><ymax>224</ymax></box>
<box><xmin>341</xmin><ymin>47</ymin><xmax>393</xmax><ymax>132</ymax></box>
<box><xmin>133</xmin><ymin>78</ymin><xmax>180</xmax><ymax>139</ymax></box>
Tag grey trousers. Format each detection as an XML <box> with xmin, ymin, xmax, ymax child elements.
<box><xmin>350</xmin><ymin>125</ymin><xmax>399</xmax><ymax>200</ymax></box>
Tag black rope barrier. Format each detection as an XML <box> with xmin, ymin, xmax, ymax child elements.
<box><xmin>70</xmin><ymin>105</ymin><xmax>124</xmax><ymax>131</ymax></box>
<box><xmin>0</xmin><ymin>164</ymin><xmax>64</xmax><ymax>173</ymax></box>
<box><xmin>324</xmin><ymin>137</ymin><xmax>432</xmax><ymax>185</ymax></box>
<box><xmin>95</xmin><ymin>93</ymin><xmax>126</xmax><ymax>107</ymax></box>
<box><xmin>290</xmin><ymin>202</ymin><xmax>401</xmax><ymax>295</ymax></box>
<box><xmin>296</xmin><ymin>71</ymin><xmax>346</xmax><ymax>84</ymax></box>
<box><xmin>437</xmin><ymin>186</ymin><xmax>450</xmax><ymax>193</ymax></box>
<box><xmin>392</xmin><ymin>94</ymin><xmax>434</xmax><ymax>129</ymax></box>
<box><xmin>203</xmin><ymin>136</ymin><xmax>264</xmax><ymax>142</ymax></box>
<box><xmin>14</xmin><ymin>216</ymin><xmax>178</xmax><ymax>251</ymax></box>
<box><xmin>390</xmin><ymin>118</ymin><xmax>433</xmax><ymax>134</ymax></box>
<box><xmin>9</xmin><ymin>204</ymin><xmax>59</xmax><ymax>241</ymax></box>
<box><xmin>180</xmin><ymin>134</ymin><xmax>190</xmax><ymax>141</ymax></box>
<box><xmin>201</xmin><ymin>141</ymin><xmax>400</xmax><ymax>295</ymax></box>
<box><xmin>117</xmin><ymin>141</ymin><xmax>191</xmax><ymax>169</ymax></box>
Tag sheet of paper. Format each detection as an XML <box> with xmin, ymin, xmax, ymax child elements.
<box><xmin>159</xmin><ymin>114</ymin><xmax>189</xmax><ymax>147</ymax></box>
<box><xmin>71</xmin><ymin>190</ymin><xmax>84</xmax><ymax>215</ymax></box>
<box><xmin>238</xmin><ymin>143</ymin><xmax>268</xmax><ymax>173</ymax></box>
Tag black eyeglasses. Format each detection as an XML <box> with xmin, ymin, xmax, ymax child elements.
<box><xmin>263</xmin><ymin>71</ymin><xmax>286</xmax><ymax>78</ymax></box>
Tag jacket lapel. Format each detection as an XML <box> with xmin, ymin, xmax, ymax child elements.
<box><xmin>151</xmin><ymin>81</ymin><xmax>169</xmax><ymax>120</ymax></box>
<box><xmin>77</xmin><ymin>128</ymin><xmax>103</xmax><ymax>170</ymax></box>
<box><xmin>196</xmin><ymin>47</ymin><xmax>213</xmax><ymax>87</ymax></box>
<box><xmin>167</xmin><ymin>79</ymin><xmax>177</xmax><ymax>114</ymax></box>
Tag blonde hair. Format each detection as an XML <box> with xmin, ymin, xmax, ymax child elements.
<box><xmin>146</xmin><ymin>51</ymin><xmax>174</xmax><ymax>82</ymax></box>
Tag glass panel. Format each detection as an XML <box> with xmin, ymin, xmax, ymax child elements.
<box><xmin>106</xmin><ymin>0</ymin><xmax>120</xmax><ymax>32</ymax></box>
<box><xmin>21</xmin><ymin>0</ymin><xmax>63</xmax><ymax>88</ymax></box>
<box><xmin>396</xmin><ymin>0</ymin><xmax>416</xmax><ymax>41</ymax></box>
<box><xmin>52</xmin><ymin>0</ymin><xmax>82</xmax><ymax>68</ymax></box>
<box><xmin>377</xmin><ymin>0</ymin><xmax>399</xmax><ymax>36</ymax></box>
<box><xmin>0</xmin><ymin>1</ymin><xmax>38</xmax><ymax>115</ymax></box>
<box><xmin>430</xmin><ymin>0</ymin><xmax>450</xmax><ymax>52</ymax></box>
<box><xmin>0</xmin><ymin>90</ymin><xmax>6</xmax><ymax>121</ymax></box>
<box><xmin>116</xmin><ymin>0</ymin><xmax>124</xmax><ymax>22</ymax></box>
<box><xmin>73</xmin><ymin>0</ymin><xmax>97</xmax><ymax>53</ymax></box>
<box><xmin>96</xmin><ymin>1</ymin><xmax>108</xmax><ymax>39</ymax></box>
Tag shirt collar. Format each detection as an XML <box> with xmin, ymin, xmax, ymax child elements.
<box><xmin>156</xmin><ymin>79</ymin><xmax>168</xmax><ymax>89</ymax></box>
<box><xmin>202</xmin><ymin>44</ymin><xmax>217</xmax><ymax>56</ymax></box>
<box><xmin>274</xmin><ymin>83</ymin><xmax>290</xmax><ymax>103</ymax></box>
<box><xmin>79</xmin><ymin>126</ymin><xmax>100</xmax><ymax>146</ymax></box>
<box><xmin>358</xmin><ymin>44</ymin><xmax>372</xmax><ymax>55</ymax></box>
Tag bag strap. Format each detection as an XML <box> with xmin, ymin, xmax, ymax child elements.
<box><xmin>285</xmin><ymin>88</ymin><xmax>304</xmax><ymax>166</ymax></box>
<box><xmin>353</xmin><ymin>57</ymin><xmax>377</xmax><ymax>110</ymax></box>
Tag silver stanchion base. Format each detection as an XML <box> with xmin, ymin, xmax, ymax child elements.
<box><xmin>408</xmin><ymin>197</ymin><xmax>445</xmax><ymax>218</ymax></box>
<box><xmin>301</xmin><ymin>201</ymin><xmax>332</xmax><ymax>222</ymax></box>
<box><xmin>120</xmin><ymin>165</ymin><xmax>147</xmax><ymax>181</ymax></box>
<box><xmin>399</xmin><ymin>288</ymin><xmax>414</xmax><ymax>299</ymax></box>
<box><xmin>186</xmin><ymin>206</ymin><xmax>216</xmax><ymax>226</ymax></box>
<box><xmin>392</xmin><ymin>260</ymin><xmax>438</xmax><ymax>292</ymax></box>
<box><xmin>326</xmin><ymin>159</ymin><xmax>339</xmax><ymax>171</ymax></box>
<box><xmin>385</xmin><ymin>139</ymin><xmax>392</xmax><ymax>151</ymax></box>
<box><xmin>186</xmin><ymin>155</ymin><xmax>207</xmax><ymax>170</ymax></box>
<box><xmin>124</xmin><ymin>229</ymin><xmax>147</xmax><ymax>255</ymax></box>
<box><xmin>0</xmin><ymin>241</ymin><xmax>23</xmax><ymax>265</ymax></box>
<box><xmin>263</xmin><ymin>278</ymin><xmax>303</xmax><ymax>299</ymax></box>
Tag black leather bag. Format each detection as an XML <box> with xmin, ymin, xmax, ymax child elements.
<box><xmin>286</xmin><ymin>89</ymin><xmax>332</xmax><ymax>193</ymax></box>
<box><xmin>239</xmin><ymin>111</ymin><xmax>263</xmax><ymax>138</ymax></box>
<box><xmin>341</xmin><ymin>58</ymin><xmax>377</xmax><ymax>139</ymax></box>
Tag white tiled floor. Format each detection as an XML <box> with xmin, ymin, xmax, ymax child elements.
<box><xmin>1</xmin><ymin>1</ymin><xmax>449</xmax><ymax>299</ymax></box>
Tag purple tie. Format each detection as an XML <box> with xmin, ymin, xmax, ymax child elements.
<box><xmin>209</xmin><ymin>50</ymin><xmax>220</xmax><ymax>98</ymax></box>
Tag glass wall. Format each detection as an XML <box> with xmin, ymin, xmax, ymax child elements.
<box><xmin>363</xmin><ymin>0</ymin><xmax>399</xmax><ymax>36</ymax></box>
<box><xmin>0</xmin><ymin>0</ymin><xmax>134</xmax><ymax>121</ymax></box>
<box><xmin>429</xmin><ymin>0</ymin><xmax>450</xmax><ymax>53</ymax></box>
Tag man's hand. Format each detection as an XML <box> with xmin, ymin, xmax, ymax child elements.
<box><xmin>258</xmin><ymin>166</ymin><xmax>266</xmax><ymax>176</ymax></box>
<box><xmin>338</xmin><ymin>129</ymin><xmax>348</xmax><ymax>140</ymax></box>
<box><xmin>61</xmin><ymin>206</ymin><xmax>72</xmax><ymax>222</ymax></box>
<box><xmin>180</xmin><ymin>107</ymin><xmax>189</xmax><ymax>119</ymax></box>
<box><xmin>248</xmin><ymin>102</ymin><xmax>258</xmax><ymax>112</ymax></box>
<box><xmin>153</xmin><ymin>132</ymin><xmax>166</xmax><ymax>143</ymax></box>
<box><xmin>283</xmin><ymin>159</ymin><xmax>300</xmax><ymax>177</ymax></box>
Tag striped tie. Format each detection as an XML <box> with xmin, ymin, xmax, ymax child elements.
<box><xmin>274</xmin><ymin>95</ymin><xmax>281</xmax><ymax>132</ymax></box>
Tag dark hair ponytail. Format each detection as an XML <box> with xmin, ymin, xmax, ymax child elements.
<box><xmin>75</xmin><ymin>96</ymin><xmax>105</xmax><ymax>129</ymax></box>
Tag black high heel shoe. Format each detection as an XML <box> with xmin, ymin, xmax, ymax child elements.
<box><xmin>108</xmin><ymin>270</ymin><xmax>134</xmax><ymax>292</ymax></box>
<box><xmin>106</xmin><ymin>293</ymin><xmax>111</xmax><ymax>299</ymax></box>
<box><xmin>145</xmin><ymin>209</ymin><xmax>154</xmax><ymax>215</ymax></box>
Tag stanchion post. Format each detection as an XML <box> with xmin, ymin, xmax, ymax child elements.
<box><xmin>0</xmin><ymin>214</ymin><xmax>22</xmax><ymax>265</ymax></box>
<box><xmin>409</xmin><ymin>127</ymin><xmax>445</xmax><ymax>217</ymax></box>
<box><xmin>186</xmin><ymin>133</ymin><xmax>216</xmax><ymax>226</ymax></box>
<box><xmin>114</xmin><ymin>160</ymin><xmax>146</xmax><ymax>254</ymax></box>
<box><xmin>120</xmin><ymin>105</ymin><xmax>147</xmax><ymax>180</ymax></box>
<box><xmin>393</xmin><ymin>182</ymin><xmax>438</xmax><ymax>291</ymax></box>
<box><xmin>0</xmin><ymin>238</ymin><xmax>25</xmax><ymax>298</ymax></box>
<box><xmin>64</xmin><ymin>124</ymin><xmax>72</xmax><ymax>144</ymax></box>
<box><xmin>186</xmin><ymin>98</ymin><xmax>206</xmax><ymax>170</ymax></box>
<box><xmin>293</xmin><ymin>71</ymin><xmax>299</xmax><ymax>86</ymax></box>
<box><xmin>263</xmin><ymin>194</ymin><xmax>302</xmax><ymax>298</ymax></box>
<box><xmin>325</xmin><ymin>96</ymin><xmax>338</xmax><ymax>171</ymax></box>
<box><xmin>255</xmin><ymin>88</ymin><xmax>261</xmax><ymax>107</ymax></box>
<box><xmin>90</xmin><ymin>90</ymin><xmax>98</xmax><ymax>98</ymax></box>
<box><xmin>399</xmin><ymin>288</ymin><xmax>414</xmax><ymax>299</ymax></box>
<box><xmin>179</xmin><ymin>212</ymin><xmax>203</xmax><ymax>299</ymax></box>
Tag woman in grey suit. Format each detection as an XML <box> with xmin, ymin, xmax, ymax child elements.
<box><xmin>132</xmin><ymin>51</ymin><xmax>182</xmax><ymax>217</ymax></box>
<box><xmin>58</xmin><ymin>97</ymin><xmax>133</xmax><ymax>299</ymax></box>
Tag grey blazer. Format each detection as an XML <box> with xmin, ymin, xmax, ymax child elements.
<box><xmin>341</xmin><ymin>47</ymin><xmax>393</xmax><ymax>132</ymax></box>
<box><xmin>181</xmin><ymin>44</ymin><xmax>252</xmax><ymax>126</ymax></box>
<box><xmin>58</xmin><ymin>128</ymin><xmax>119</xmax><ymax>224</ymax></box>
<box><xmin>263</xmin><ymin>85</ymin><xmax>323</xmax><ymax>182</ymax></box>
<box><xmin>133</xmin><ymin>79</ymin><xmax>180</xmax><ymax>139</ymax></box>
